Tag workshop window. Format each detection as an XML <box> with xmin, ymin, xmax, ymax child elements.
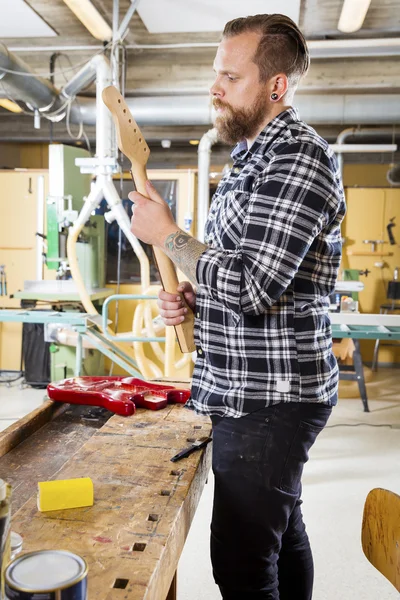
<box><xmin>97</xmin><ymin>179</ymin><xmax>178</xmax><ymax>285</ymax></box>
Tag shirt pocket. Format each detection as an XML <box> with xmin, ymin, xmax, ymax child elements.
<box><xmin>218</xmin><ymin>189</ymin><xmax>250</xmax><ymax>248</ymax></box>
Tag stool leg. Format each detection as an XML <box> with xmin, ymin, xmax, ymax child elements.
<box><xmin>353</xmin><ymin>339</ymin><xmax>369</xmax><ymax>412</ymax></box>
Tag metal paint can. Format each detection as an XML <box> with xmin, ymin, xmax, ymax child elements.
<box><xmin>10</xmin><ymin>532</ymin><xmax>23</xmax><ymax>561</ymax></box>
<box><xmin>5</xmin><ymin>550</ymin><xmax>88</xmax><ymax>600</ymax></box>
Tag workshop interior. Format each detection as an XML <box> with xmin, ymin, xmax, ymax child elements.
<box><xmin>0</xmin><ymin>1</ymin><xmax>400</xmax><ymax>599</ymax></box>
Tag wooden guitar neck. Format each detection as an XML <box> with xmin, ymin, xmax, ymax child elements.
<box><xmin>102</xmin><ymin>85</ymin><xmax>195</xmax><ymax>354</ymax></box>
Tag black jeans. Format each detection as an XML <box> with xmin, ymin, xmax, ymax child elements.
<box><xmin>210</xmin><ymin>401</ymin><xmax>332</xmax><ymax>600</ymax></box>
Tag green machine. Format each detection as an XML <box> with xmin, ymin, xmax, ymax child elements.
<box><xmin>46</xmin><ymin>144</ymin><xmax>107</xmax><ymax>376</ymax></box>
<box><xmin>47</xmin><ymin>144</ymin><xmax>105</xmax><ymax>290</ymax></box>
<box><xmin>46</xmin><ymin>144</ymin><xmax>111</xmax><ymax>381</ymax></box>
<box><xmin>14</xmin><ymin>144</ymin><xmax>111</xmax><ymax>378</ymax></box>
<box><xmin>50</xmin><ymin>343</ymin><xmax>104</xmax><ymax>382</ymax></box>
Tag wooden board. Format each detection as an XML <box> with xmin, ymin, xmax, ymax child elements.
<box><xmin>0</xmin><ymin>403</ymin><xmax>111</xmax><ymax>512</ymax></box>
<box><xmin>3</xmin><ymin>401</ymin><xmax>212</xmax><ymax>600</ymax></box>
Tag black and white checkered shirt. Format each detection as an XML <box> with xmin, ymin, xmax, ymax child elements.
<box><xmin>187</xmin><ymin>107</ymin><xmax>346</xmax><ymax>418</ymax></box>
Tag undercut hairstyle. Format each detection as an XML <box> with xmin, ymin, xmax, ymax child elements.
<box><xmin>223</xmin><ymin>14</ymin><xmax>310</xmax><ymax>92</ymax></box>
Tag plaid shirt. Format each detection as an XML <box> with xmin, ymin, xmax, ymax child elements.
<box><xmin>187</xmin><ymin>107</ymin><xmax>346</xmax><ymax>418</ymax></box>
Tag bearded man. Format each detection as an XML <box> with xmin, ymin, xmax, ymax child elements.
<box><xmin>129</xmin><ymin>13</ymin><xmax>346</xmax><ymax>600</ymax></box>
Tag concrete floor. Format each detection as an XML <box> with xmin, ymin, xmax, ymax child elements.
<box><xmin>0</xmin><ymin>378</ymin><xmax>47</xmax><ymax>432</ymax></box>
<box><xmin>178</xmin><ymin>370</ymin><xmax>400</xmax><ymax>600</ymax></box>
<box><xmin>0</xmin><ymin>370</ymin><xmax>399</xmax><ymax>599</ymax></box>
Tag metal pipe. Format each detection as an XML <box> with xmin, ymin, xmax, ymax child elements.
<box><xmin>197</xmin><ymin>128</ymin><xmax>219</xmax><ymax>243</ymax></box>
<box><xmin>125</xmin><ymin>37</ymin><xmax>400</xmax><ymax>58</ymax></box>
<box><xmin>117</xmin><ymin>0</ymin><xmax>140</xmax><ymax>41</ymax></box>
<box><xmin>60</xmin><ymin>60</ymin><xmax>98</xmax><ymax>99</ymax></box>
<box><xmin>335</xmin><ymin>126</ymin><xmax>399</xmax><ymax>175</ymax></box>
<box><xmin>58</xmin><ymin>93</ymin><xmax>400</xmax><ymax>128</ymax></box>
<box><xmin>111</xmin><ymin>0</ymin><xmax>119</xmax><ymax>86</ymax></box>
<box><xmin>36</xmin><ymin>175</ymin><xmax>45</xmax><ymax>281</ymax></box>
<box><xmin>67</xmin><ymin>94</ymin><xmax>215</xmax><ymax>126</ymax></box>
<box><xmin>295</xmin><ymin>94</ymin><xmax>400</xmax><ymax>125</ymax></box>
<box><xmin>8</xmin><ymin>45</ymin><xmax>104</xmax><ymax>52</ymax></box>
<box><xmin>335</xmin><ymin>127</ymin><xmax>357</xmax><ymax>174</ymax></box>
<box><xmin>330</xmin><ymin>144</ymin><xmax>397</xmax><ymax>153</ymax></box>
<box><xmin>2</xmin><ymin>40</ymin><xmax>400</xmax><ymax>130</ymax></box>
<box><xmin>1</xmin><ymin>39</ymin><xmax>400</xmax><ymax>133</ymax></box>
<box><xmin>92</xmin><ymin>55</ymin><xmax>113</xmax><ymax>158</ymax></box>
<box><xmin>6</xmin><ymin>37</ymin><xmax>400</xmax><ymax>58</ymax></box>
<box><xmin>75</xmin><ymin>333</ymin><xmax>83</xmax><ymax>376</ymax></box>
<box><xmin>337</xmin><ymin>127</ymin><xmax>397</xmax><ymax>139</ymax></box>
<box><xmin>0</xmin><ymin>42</ymin><xmax>63</xmax><ymax>112</ymax></box>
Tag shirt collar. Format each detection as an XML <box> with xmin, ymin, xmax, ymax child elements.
<box><xmin>230</xmin><ymin>106</ymin><xmax>300</xmax><ymax>161</ymax></box>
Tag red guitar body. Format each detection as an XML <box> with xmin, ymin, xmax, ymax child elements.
<box><xmin>47</xmin><ymin>376</ymin><xmax>191</xmax><ymax>416</ymax></box>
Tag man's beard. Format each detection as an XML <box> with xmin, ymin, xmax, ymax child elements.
<box><xmin>213</xmin><ymin>89</ymin><xmax>270</xmax><ymax>145</ymax></box>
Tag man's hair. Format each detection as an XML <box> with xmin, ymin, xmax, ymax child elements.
<box><xmin>223</xmin><ymin>14</ymin><xmax>310</xmax><ymax>91</ymax></box>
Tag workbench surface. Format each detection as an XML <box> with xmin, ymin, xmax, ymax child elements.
<box><xmin>0</xmin><ymin>397</ymin><xmax>212</xmax><ymax>600</ymax></box>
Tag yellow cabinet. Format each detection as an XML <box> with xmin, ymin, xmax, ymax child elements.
<box><xmin>342</xmin><ymin>187</ymin><xmax>400</xmax><ymax>364</ymax></box>
<box><xmin>0</xmin><ymin>170</ymin><xmax>49</xmax><ymax>370</ymax></box>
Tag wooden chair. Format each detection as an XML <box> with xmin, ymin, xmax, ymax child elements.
<box><xmin>361</xmin><ymin>488</ymin><xmax>400</xmax><ymax>592</ymax></box>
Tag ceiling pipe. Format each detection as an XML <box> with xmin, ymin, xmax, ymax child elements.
<box><xmin>295</xmin><ymin>94</ymin><xmax>400</xmax><ymax>126</ymax></box>
<box><xmin>331</xmin><ymin>144</ymin><xmax>397</xmax><ymax>153</ymax></box>
<box><xmin>0</xmin><ymin>43</ymin><xmax>65</xmax><ymax>115</ymax></box>
<box><xmin>335</xmin><ymin>126</ymin><xmax>398</xmax><ymax>175</ymax></box>
<box><xmin>125</xmin><ymin>37</ymin><xmax>400</xmax><ymax>58</ymax></box>
<box><xmin>72</xmin><ymin>94</ymin><xmax>215</xmax><ymax>126</ymax></box>
<box><xmin>7</xmin><ymin>37</ymin><xmax>400</xmax><ymax>58</ymax></box>
<box><xmin>1</xmin><ymin>88</ymin><xmax>399</xmax><ymax>130</ymax></box>
<box><xmin>63</xmin><ymin>93</ymin><xmax>400</xmax><ymax>128</ymax></box>
<box><xmin>60</xmin><ymin>57</ymin><xmax>99</xmax><ymax>99</ymax></box>
<box><xmin>1</xmin><ymin>39</ymin><xmax>400</xmax><ymax>134</ymax></box>
<box><xmin>336</xmin><ymin>126</ymin><xmax>364</xmax><ymax>175</ymax></box>
<box><xmin>117</xmin><ymin>0</ymin><xmax>139</xmax><ymax>40</ymax></box>
<box><xmin>197</xmin><ymin>128</ymin><xmax>218</xmax><ymax>242</ymax></box>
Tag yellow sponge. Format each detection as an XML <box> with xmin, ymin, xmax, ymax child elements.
<box><xmin>37</xmin><ymin>477</ymin><xmax>94</xmax><ymax>512</ymax></box>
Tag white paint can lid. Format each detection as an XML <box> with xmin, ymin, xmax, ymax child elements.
<box><xmin>7</xmin><ymin>550</ymin><xmax>86</xmax><ymax>591</ymax></box>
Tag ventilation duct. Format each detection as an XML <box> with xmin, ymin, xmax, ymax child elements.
<box><xmin>59</xmin><ymin>93</ymin><xmax>400</xmax><ymax>128</ymax></box>
<box><xmin>1</xmin><ymin>42</ymin><xmax>400</xmax><ymax>129</ymax></box>
<box><xmin>0</xmin><ymin>42</ymin><xmax>64</xmax><ymax>115</ymax></box>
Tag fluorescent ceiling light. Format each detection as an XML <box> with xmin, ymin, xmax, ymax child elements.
<box><xmin>62</xmin><ymin>0</ymin><xmax>112</xmax><ymax>41</ymax></box>
<box><xmin>138</xmin><ymin>0</ymin><xmax>300</xmax><ymax>34</ymax></box>
<box><xmin>0</xmin><ymin>0</ymin><xmax>56</xmax><ymax>38</ymax></box>
<box><xmin>0</xmin><ymin>99</ymin><xmax>22</xmax><ymax>113</ymax></box>
<box><xmin>338</xmin><ymin>0</ymin><xmax>372</xmax><ymax>33</ymax></box>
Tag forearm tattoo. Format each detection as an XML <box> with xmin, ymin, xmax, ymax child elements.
<box><xmin>164</xmin><ymin>230</ymin><xmax>207</xmax><ymax>284</ymax></box>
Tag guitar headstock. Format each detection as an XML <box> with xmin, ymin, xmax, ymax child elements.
<box><xmin>102</xmin><ymin>85</ymin><xmax>150</xmax><ymax>169</ymax></box>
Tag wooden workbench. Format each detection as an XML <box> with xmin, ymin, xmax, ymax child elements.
<box><xmin>0</xmin><ymin>394</ymin><xmax>212</xmax><ymax>600</ymax></box>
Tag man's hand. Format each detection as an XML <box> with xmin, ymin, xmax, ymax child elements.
<box><xmin>158</xmin><ymin>281</ymin><xmax>196</xmax><ymax>326</ymax></box>
<box><xmin>128</xmin><ymin>181</ymin><xmax>177</xmax><ymax>247</ymax></box>
<box><xmin>129</xmin><ymin>180</ymin><xmax>207</xmax><ymax>286</ymax></box>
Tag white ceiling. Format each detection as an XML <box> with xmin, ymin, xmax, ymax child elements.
<box><xmin>137</xmin><ymin>0</ymin><xmax>301</xmax><ymax>33</ymax></box>
<box><xmin>0</xmin><ymin>0</ymin><xmax>57</xmax><ymax>38</ymax></box>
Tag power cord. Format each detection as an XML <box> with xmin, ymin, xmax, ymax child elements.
<box><xmin>1</xmin><ymin>44</ymin><xmax>109</xmax><ymax>154</ymax></box>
